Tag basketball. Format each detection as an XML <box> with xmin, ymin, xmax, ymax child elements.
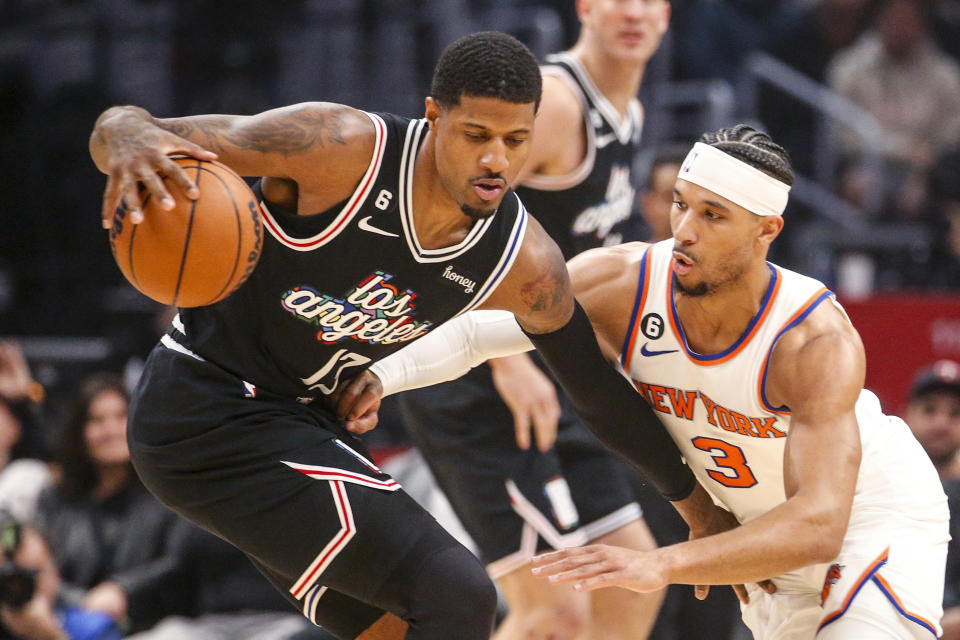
<box><xmin>108</xmin><ymin>157</ymin><xmax>262</xmax><ymax>308</ymax></box>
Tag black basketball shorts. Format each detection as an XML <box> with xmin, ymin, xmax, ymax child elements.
<box><xmin>127</xmin><ymin>343</ymin><xmax>480</xmax><ymax>638</ymax></box>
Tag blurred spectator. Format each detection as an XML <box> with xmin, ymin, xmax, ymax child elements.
<box><xmin>637</xmin><ymin>144</ymin><xmax>688</xmax><ymax>243</ymax></box>
<box><xmin>923</xmin><ymin>142</ymin><xmax>960</xmax><ymax>288</ymax></box>
<box><xmin>826</xmin><ymin>0</ymin><xmax>960</xmax><ymax>220</ymax></box>
<box><xmin>904</xmin><ymin>360</ymin><xmax>960</xmax><ymax>481</ymax></box>
<box><xmin>880</xmin><ymin>141</ymin><xmax>960</xmax><ymax>289</ymax></box>
<box><xmin>903</xmin><ymin>360</ymin><xmax>960</xmax><ymax>639</ymax></box>
<box><xmin>34</xmin><ymin>374</ymin><xmax>182</xmax><ymax>634</ymax></box>
<box><xmin>761</xmin><ymin>0</ymin><xmax>872</xmax><ymax>175</ymax></box>
<box><xmin>0</xmin><ymin>342</ymin><xmax>52</xmax><ymax>525</ymax></box>
<box><xmin>0</xmin><ymin>512</ymin><xmax>123</xmax><ymax>640</ymax></box>
<box><xmin>126</xmin><ymin>518</ymin><xmax>328</xmax><ymax>640</ymax></box>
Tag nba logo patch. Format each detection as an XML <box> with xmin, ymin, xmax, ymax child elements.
<box><xmin>242</xmin><ymin>381</ymin><xmax>257</xmax><ymax>398</ymax></box>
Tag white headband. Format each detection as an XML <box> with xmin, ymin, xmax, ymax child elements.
<box><xmin>678</xmin><ymin>142</ymin><xmax>790</xmax><ymax>216</ymax></box>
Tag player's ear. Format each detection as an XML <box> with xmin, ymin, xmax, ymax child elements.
<box><xmin>424</xmin><ymin>97</ymin><xmax>441</xmax><ymax>130</ymax></box>
<box><xmin>756</xmin><ymin>215</ymin><xmax>784</xmax><ymax>249</ymax></box>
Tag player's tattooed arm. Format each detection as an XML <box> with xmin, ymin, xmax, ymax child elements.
<box><xmin>90</xmin><ymin>102</ymin><xmax>372</xmax><ymax>228</ymax></box>
<box><xmin>155</xmin><ymin>104</ymin><xmax>352</xmax><ymax>157</ymax></box>
<box><xmin>480</xmin><ymin>216</ymin><xmax>574</xmax><ymax>334</ymax></box>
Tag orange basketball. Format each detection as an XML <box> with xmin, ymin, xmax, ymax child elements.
<box><xmin>108</xmin><ymin>157</ymin><xmax>262</xmax><ymax>308</ymax></box>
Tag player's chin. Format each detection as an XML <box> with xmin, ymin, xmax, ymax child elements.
<box><xmin>460</xmin><ymin>202</ymin><xmax>499</xmax><ymax>221</ymax></box>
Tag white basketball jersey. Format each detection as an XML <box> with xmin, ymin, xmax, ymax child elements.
<box><xmin>618</xmin><ymin>240</ymin><xmax>948</xmax><ymax>599</ymax></box>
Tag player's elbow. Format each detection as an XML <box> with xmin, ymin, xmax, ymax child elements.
<box><xmin>800</xmin><ymin>507</ymin><xmax>848</xmax><ymax>563</ymax></box>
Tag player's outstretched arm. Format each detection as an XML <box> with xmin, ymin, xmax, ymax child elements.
<box><xmin>89</xmin><ymin>102</ymin><xmax>374</xmax><ymax>229</ymax></box>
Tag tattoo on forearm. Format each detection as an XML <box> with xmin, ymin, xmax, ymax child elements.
<box><xmin>519</xmin><ymin>258</ymin><xmax>568</xmax><ymax>312</ymax></box>
<box><xmin>159</xmin><ymin>107</ymin><xmax>349</xmax><ymax>156</ymax></box>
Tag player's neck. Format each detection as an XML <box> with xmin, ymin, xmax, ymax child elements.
<box><xmin>410</xmin><ymin>136</ymin><xmax>476</xmax><ymax>250</ymax></box>
<box><xmin>568</xmin><ymin>44</ymin><xmax>645</xmax><ymax>117</ymax></box>
<box><xmin>673</xmin><ymin>263</ymin><xmax>772</xmax><ymax>355</ymax></box>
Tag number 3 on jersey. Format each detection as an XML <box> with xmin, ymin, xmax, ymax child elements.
<box><xmin>691</xmin><ymin>436</ymin><xmax>758</xmax><ymax>488</ymax></box>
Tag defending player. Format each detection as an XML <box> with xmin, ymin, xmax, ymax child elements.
<box><xmin>344</xmin><ymin>125</ymin><xmax>950</xmax><ymax>639</ymax></box>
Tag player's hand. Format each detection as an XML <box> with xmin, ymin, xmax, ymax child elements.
<box><xmin>682</xmin><ymin>500</ymin><xmax>776</xmax><ymax>603</ymax></box>
<box><xmin>330</xmin><ymin>370</ymin><xmax>383</xmax><ymax>435</ymax></box>
<box><xmin>97</xmin><ymin>107</ymin><xmax>217</xmax><ymax>229</ymax></box>
<box><xmin>489</xmin><ymin>354</ymin><xmax>560</xmax><ymax>452</ymax></box>
<box><xmin>0</xmin><ymin>341</ymin><xmax>38</xmax><ymax>403</ymax></box>
<box><xmin>530</xmin><ymin>544</ymin><xmax>665</xmax><ymax>593</ymax></box>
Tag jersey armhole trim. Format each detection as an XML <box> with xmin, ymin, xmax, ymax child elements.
<box><xmin>259</xmin><ymin>112</ymin><xmax>387</xmax><ymax>251</ymax></box>
<box><xmin>620</xmin><ymin>246</ymin><xmax>653</xmax><ymax>367</ymax></box>
<box><xmin>757</xmin><ymin>287</ymin><xmax>834</xmax><ymax>414</ymax></box>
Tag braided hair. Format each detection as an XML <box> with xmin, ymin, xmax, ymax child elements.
<box><xmin>699</xmin><ymin>125</ymin><xmax>795</xmax><ymax>186</ymax></box>
<box><xmin>431</xmin><ymin>31</ymin><xmax>542</xmax><ymax>111</ymax></box>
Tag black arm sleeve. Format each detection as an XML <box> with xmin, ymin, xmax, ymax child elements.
<box><xmin>524</xmin><ymin>300</ymin><xmax>696</xmax><ymax>501</ymax></box>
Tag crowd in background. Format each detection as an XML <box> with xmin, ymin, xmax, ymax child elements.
<box><xmin>1</xmin><ymin>0</ymin><xmax>959</xmax><ymax>638</ymax></box>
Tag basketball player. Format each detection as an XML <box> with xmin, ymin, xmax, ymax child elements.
<box><xmin>88</xmin><ymin>32</ymin><xmax>727</xmax><ymax>640</ymax></box>
<box><xmin>395</xmin><ymin>2</ymin><xmax>671</xmax><ymax>638</ymax></box>
<box><xmin>344</xmin><ymin>125</ymin><xmax>950</xmax><ymax>638</ymax></box>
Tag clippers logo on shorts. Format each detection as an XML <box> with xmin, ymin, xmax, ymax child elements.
<box><xmin>282</xmin><ymin>271</ymin><xmax>432</xmax><ymax>345</ymax></box>
<box><xmin>820</xmin><ymin>563</ymin><xmax>843</xmax><ymax>605</ymax></box>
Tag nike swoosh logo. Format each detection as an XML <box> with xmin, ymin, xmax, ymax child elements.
<box><xmin>358</xmin><ymin>216</ymin><xmax>399</xmax><ymax>238</ymax></box>
<box><xmin>640</xmin><ymin>342</ymin><xmax>678</xmax><ymax>357</ymax></box>
<box><xmin>595</xmin><ymin>132</ymin><xmax>618</xmax><ymax>149</ymax></box>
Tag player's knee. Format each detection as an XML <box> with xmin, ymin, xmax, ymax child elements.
<box><xmin>409</xmin><ymin>545</ymin><xmax>498</xmax><ymax>631</ymax></box>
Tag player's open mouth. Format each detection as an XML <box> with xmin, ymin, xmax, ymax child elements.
<box><xmin>473</xmin><ymin>180</ymin><xmax>505</xmax><ymax>201</ymax></box>
<box><xmin>673</xmin><ymin>251</ymin><xmax>694</xmax><ymax>275</ymax></box>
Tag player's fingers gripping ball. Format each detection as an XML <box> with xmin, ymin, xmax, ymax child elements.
<box><xmin>108</xmin><ymin>157</ymin><xmax>262</xmax><ymax>307</ymax></box>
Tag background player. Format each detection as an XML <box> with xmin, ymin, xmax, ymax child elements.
<box><xmin>340</xmin><ymin>125</ymin><xmax>950</xmax><ymax>639</ymax></box>
<box><xmin>89</xmin><ymin>32</ymin><xmax>720</xmax><ymax>640</ymax></box>
<box><xmin>396</xmin><ymin>2</ymin><xmax>671</xmax><ymax>637</ymax></box>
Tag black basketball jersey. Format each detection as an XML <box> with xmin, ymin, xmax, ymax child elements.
<box><xmin>170</xmin><ymin>113</ymin><xmax>528</xmax><ymax>401</ymax></box>
<box><xmin>515</xmin><ymin>52</ymin><xmax>642</xmax><ymax>260</ymax></box>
